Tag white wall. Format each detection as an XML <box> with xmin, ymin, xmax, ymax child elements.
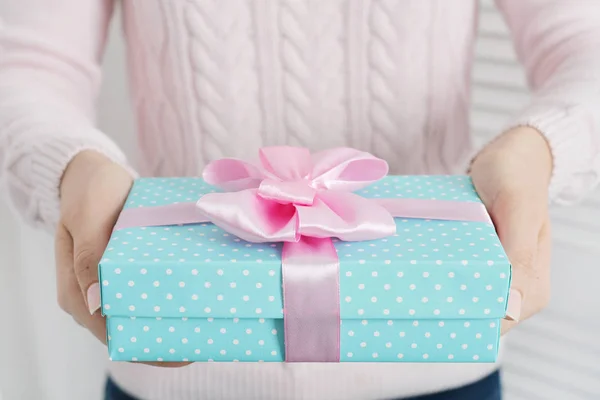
<box><xmin>1</xmin><ymin>2</ymin><xmax>600</xmax><ymax>399</ymax></box>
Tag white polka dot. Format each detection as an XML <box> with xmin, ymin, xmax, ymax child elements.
<box><xmin>347</xmin><ymin>352</ymin><xmax>353</xmax><ymax>358</ymax></box>
<box><xmin>438</xmin><ymin>321</ymin><xmax>445</xmax><ymax>327</ymax></box>
<box><xmin>490</xmin><ymin>322</ymin><xmax>497</xmax><ymax>328</ymax></box>
<box><xmin>258</xmin><ymin>340</ymin><xmax>264</xmax><ymax>345</ymax></box>
<box><xmin>204</xmin><ymin>307</ymin><xmax>211</xmax><ymax>313</ymax></box>
<box><xmin>358</xmin><ymin>284</ymin><xmax>365</xmax><ymax>290</ymax></box>
<box><xmin>115</xmin><ymin>293</ymin><xmax>122</xmax><ymax>299</ymax></box>
<box><xmin>114</xmin><ymin>268</ymin><xmax>121</xmax><ymax>274</ymax></box>
<box><xmin>397</xmin><ymin>272</ymin><xmax>404</xmax><ymax>278</ymax></box>
<box><xmin>128</xmin><ymin>305</ymin><xmax>136</xmax><ymax>311</ymax></box>
<box><xmin>422</xmin><ymin>272</ymin><xmax>430</xmax><ymax>278</ymax></box>
<box><xmin>230</xmin><ymin>308</ymin><xmax>237</xmax><ymax>313</ymax></box>
<box><xmin>462</xmin><ymin>344</ymin><xmax>468</xmax><ymax>350</ymax></box>
<box><xmin>255</xmin><ymin>308</ymin><xmax>262</xmax><ymax>314</ymax></box>
<box><xmin>371</xmin><ymin>296</ymin><xmax>377</xmax><ymax>303</ymax></box>
<box><xmin>153</xmin><ymin>281</ymin><xmax>160</xmax><ymax>287</ymax></box>
<box><xmin>450</xmin><ymin>333</ymin><xmax>456</xmax><ymax>339</ymax></box>
<box><xmin>195</xmin><ymin>349</ymin><xmax>201</xmax><ymax>354</ymax></box>
<box><xmin>207</xmin><ymin>339</ymin><xmax>214</xmax><ymax>344</ymax></box>
<box><xmin>447</xmin><ymin>297</ymin><xmax>453</xmax><ymax>303</ymax></box>
<box><xmin>358</xmin><ymin>309</ymin><xmax>364</xmax><ymax>315</ymax></box>
<box><xmin>409</xmin><ymin>284</ymin><xmax>416</xmax><ymax>290</ymax></box>
<box><xmin>154</xmin><ymin>306</ymin><xmax>160</xmax><ymax>312</ymax></box>
<box><xmin>487</xmin><ymin>344</ymin><xmax>493</xmax><ymax>350</ymax></box>
<box><xmin>179</xmin><ymin>282</ymin><xmax>186</xmax><ymax>288</ymax></box>
<box><xmin>243</xmin><ymin>270</ymin><xmax>249</xmax><ymax>276</ymax></box>
<box><xmin>413</xmin><ymin>321</ymin><xmax>419</xmax><ymax>327</ymax></box>
<box><xmin>246</xmin><ymin>329</ymin><xmax>252</xmax><ymax>334</ymax></box>
<box><xmin>143</xmin><ymin>326</ymin><xmax>150</xmax><ymax>332</ymax></box>
<box><xmin>396</xmin><ymin>297</ymin><xmax>403</xmax><ymax>303</ymax></box>
<box><xmin>474</xmin><ymin>272</ymin><xmax>480</xmax><ymax>279</ymax></box>
<box><xmin>156</xmin><ymin>337</ymin><xmax>163</xmax><ymax>343</ymax></box>
<box><xmin>437</xmin><ymin>344</ymin><xmax>443</xmax><ymax>349</ymax></box>
<box><xmin>448</xmin><ymin>354</ymin><xmax>454</xmax><ymax>360</ymax></box>
<box><xmin>464</xmin><ymin>322</ymin><xmax>471</xmax><ymax>328</ymax></box>
<box><xmin>179</xmin><ymin>306</ymin><xmax>186</xmax><ymax>313</ymax></box>
<box><xmin>411</xmin><ymin>343</ymin><xmax>417</xmax><ymax>349</ymax></box>
<box><xmin>397</xmin><ymin>353</ymin><xmax>404</xmax><ymax>359</ymax></box>
<box><xmin>345</xmin><ymin>296</ymin><xmax>352</xmax><ymax>303</ymax></box>
<box><xmin>348</xmin><ymin>330</ymin><xmax>355</xmax><ymax>337</ymax></box>
<box><xmin>271</xmin><ymin>351</ymin><xmax>277</xmax><ymax>356</ymax></box>
<box><xmin>360</xmin><ymin>342</ymin><xmax>367</xmax><ymax>348</ymax></box>
<box><xmin>448</xmin><ymin>272</ymin><xmax>455</xmax><ymax>278</ymax></box>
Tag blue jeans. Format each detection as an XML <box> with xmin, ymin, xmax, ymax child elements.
<box><xmin>105</xmin><ymin>369</ymin><xmax>501</xmax><ymax>400</ymax></box>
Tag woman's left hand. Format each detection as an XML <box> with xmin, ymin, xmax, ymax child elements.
<box><xmin>470</xmin><ymin>127</ymin><xmax>553</xmax><ymax>334</ymax></box>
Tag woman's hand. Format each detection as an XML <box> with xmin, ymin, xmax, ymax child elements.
<box><xmin>470</xmin><ymin>127</ymin><xmax>553</xmax><ymax>334</ymax></box>
<box><xmin>56</xmin><ymin>150</ymin><xmax>188</xmax><ymax>367</ymax></box>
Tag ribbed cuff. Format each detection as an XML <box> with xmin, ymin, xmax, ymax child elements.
<box><xmin>507</xmin><ymin>104</ymin><xmax>600</xmax><ymax>205</ymax></box>
<box><xmin>30</xmin><ymin>129</ymin><xmax>136</xmax><ymax>228</ymax></box>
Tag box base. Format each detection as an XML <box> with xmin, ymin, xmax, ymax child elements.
<box><xmin>107</xmin><ymin>316</ymin><xmax>500</xmax><ymax>363</ymax></box>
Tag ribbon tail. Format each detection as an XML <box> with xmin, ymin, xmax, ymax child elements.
<box><xmin>375</xmin><ymin>198</ymin><xmax>492</xmax><ymax>224</ymax></box>
<box><xmin>113</xmin><ymin>202</ymin><xmax>210</xmax><ymax>231</ymax></box>
<box><xmin>282</xmin><ymin>237</ymin><xmax>340</xmax><ymax>362</ymax></box>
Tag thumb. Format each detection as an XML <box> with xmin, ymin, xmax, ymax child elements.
<box><xmin>71</xmin><ymin>207</ymin><xmax>120</xmax><ymax>315</ymax></box>
<box><xmin>490</xmin><ymin>190</ymin><xmax>545</xmax><ymax>323</ymax></box>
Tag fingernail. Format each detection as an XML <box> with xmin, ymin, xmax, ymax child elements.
<box><xmin>505</xmin><ymin>289</ymin><xmax>522</xmax><ymax>322</ymax></box>
<box><xmin>87</xmin><ymin>282</ymin><xmax>101</xmax><ymax>315</ymax></box>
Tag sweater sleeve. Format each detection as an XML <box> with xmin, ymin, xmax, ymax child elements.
<box><xmin>495</xmin><ymin>0</ymin><xmax>600</xmax><ymax>205</ymax></box>
<box><xmin>0</xmin><ymin>0</ymin><xmax>131</xmax><ymax>232</ymax></box>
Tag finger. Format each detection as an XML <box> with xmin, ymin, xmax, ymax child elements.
<box><xmin>71</xmin><ymin>207</ymin><xmax>118</xmax><ymax>315</ymax></box>
<box><xmin>491</xmin><ymin>191</ymin><xmax>545</xmax><ymax>325</ymax></box>
<box><xmin>55</xmin><ymin>223</ymin><xmax>76</xmax><ymax>314</ymax></box>
<box><xmin>56</xmin><ymin>223</ymin><xmax>108</xmax><ymax>343</ymax></box>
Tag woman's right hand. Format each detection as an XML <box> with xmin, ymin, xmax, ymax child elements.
<box><xmin>56</xmin><ymin>151</ymin><xmax>190</xmax><ymax>367</ymax></box>
<box><xmin>56</xmin><ymin>150</ymin><xmax>133</xmax><ymax>343</ymax></box>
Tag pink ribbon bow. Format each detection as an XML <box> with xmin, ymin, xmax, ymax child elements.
<box><xmin>113</xmin><ymin>146</ymin><xmax>491</xmax><ymax>363</ymax></box>
<box><xmin>198</xmin><ymin>146</ymin><xmax>397</xmax><ymax>243</ymax></box>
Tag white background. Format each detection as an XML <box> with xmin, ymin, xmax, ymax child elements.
<box><xmin>1</xmin><ymin>1</ymin><xmax>600</xmax><ymax>399</ymax></box>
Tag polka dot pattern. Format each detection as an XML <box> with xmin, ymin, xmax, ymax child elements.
<box><xmin>107</xmin><ymin>317</ymin><xmax>500</xmax><ymax>363</ymax></box>
<box><xmin>101</xmin><ymin>176</ymin><xmax>510</xmax><ymax>362</ymax></box>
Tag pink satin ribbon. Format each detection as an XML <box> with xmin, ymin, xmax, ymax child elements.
<box><xmin>113</xmin><ymin>147</ymin><xmax>491</xmax><ymax>363</ymax></box>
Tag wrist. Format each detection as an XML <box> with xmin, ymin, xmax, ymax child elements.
<box><xmin>473</xmin><ymin>127</ymin><xmax>553</xmax><ymax>182</ymax></box>
<box><xmin>60</xmin><ymin>150</ymin><xmax>114</xmax><ymax>198</ymax></box>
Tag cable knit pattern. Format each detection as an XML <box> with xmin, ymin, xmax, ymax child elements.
<box><xmin>367</xmin><ymin>1</ymin><xmax>430</xmax><ymax>174</ymax></box>
<box><xmin>185</xmin><ymin>0</ymin><xmax>261</xmax><ymax>163</ymax></box>
<box><xmin>3</xmin><ymin>1</ymin><xmax>600</xmax><ymax>399</ymax></box>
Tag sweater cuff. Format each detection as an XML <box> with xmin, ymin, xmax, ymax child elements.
<box><xmin>30</xmin><ymin>130</ymin><xmax>135</xmax><ymax>228</ymax></box>
<box><xmin>507</xmin><ymin>105</ymin><xmax>600</xmax><ymax>205</ymax></box>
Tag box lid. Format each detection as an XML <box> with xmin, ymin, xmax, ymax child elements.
<box><xmin>99</xmin><ymin>176</ymin><xmax>511</xmax><ymax>321</ymax></box>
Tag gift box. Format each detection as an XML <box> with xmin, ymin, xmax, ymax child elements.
<box><xmin>99</xmin><ymin>148</ymin><xmax>511</xmax><ymax>363</ymax></box>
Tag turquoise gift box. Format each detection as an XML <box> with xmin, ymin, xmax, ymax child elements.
<box><xmin>99</xmin><ymin>175</ymin><xmax>511</xmax><ymax>363</ymax></box>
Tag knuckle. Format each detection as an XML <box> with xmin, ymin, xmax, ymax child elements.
<box><xmin>509</xmin><ymin>248</ymin><xmax>536</xmax><ymax>271</ymax></box>
<box><xmin>74</xmin><ymin>246</ymin><xmax>98</xmax><ymax>276</ymax></box>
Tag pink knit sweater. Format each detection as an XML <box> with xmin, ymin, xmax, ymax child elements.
<box><xmin>2</xmin><ymin>1</ymin><xmax>600</xmax><ymax>399</ymax></box>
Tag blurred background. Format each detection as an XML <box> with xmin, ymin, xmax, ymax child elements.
<box><xmin>1</xmin><ymin>1</ymin><xmax>599</xmax><ymax>399</ymax></box>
